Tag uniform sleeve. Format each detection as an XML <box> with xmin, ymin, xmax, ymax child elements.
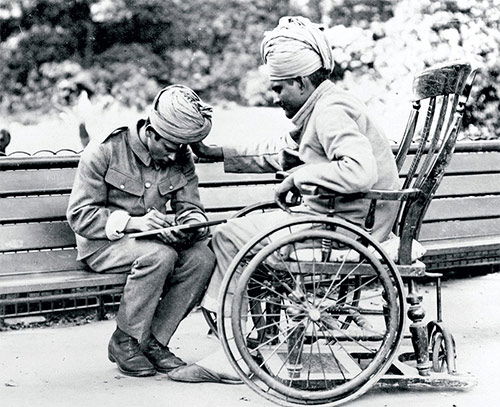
<box><xmin>291</xmin><ymin>106</ymin><xmax>378</xmax><ymax>193</ymax></box>
<box><xmin>222</xmin><ymin>133</ymin><xmax>298</xmax><ymax>173</ymax></box>
<box><xmin>171</xmin><ymin>148</ymin><xmax>208</xmax><ymax>224</ymax></box>
<box><xmin>66</xmin><ymin>143</ymin><xmax>118</xmax><ymax>239</ymax></box>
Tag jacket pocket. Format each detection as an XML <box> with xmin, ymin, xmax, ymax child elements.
<box><xmin>105</xmin><ymin>168</ymin><xmax>144</xmax><ymax>197</ymax></box>
<box><xmin>158</xmin><ymin>171</ymin><xmax>187</xmax><ymax>195</ymax></box>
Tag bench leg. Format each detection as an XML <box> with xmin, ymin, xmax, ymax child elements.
<box><xmin>406</xmin><ymin>279</ymin><xmax>431</xmax><ymax>376</ymax></box>
<box><xmin>97</xmin><ymin>295</ymin><xmax>106</xmax><ymax>321</ymax></box>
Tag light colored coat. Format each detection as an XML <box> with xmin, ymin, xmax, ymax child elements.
<box><xmin>222</xmin><ymin>80</ymin><xmax>400</xmax><ymax>241</ymax></box>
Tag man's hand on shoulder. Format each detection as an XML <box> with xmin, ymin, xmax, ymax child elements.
<box><xmin>190</xmin><ymin>141</ymin><xmax>223</xmax><ymax>162</ymax></box>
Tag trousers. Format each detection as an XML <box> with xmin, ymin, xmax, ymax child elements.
<box><xmin>85</xmin><ymin>236</ymin><xmax>215</xmax><ymax>345</ymax></box>
<box><xmin>201</xmin><ymin>209</ymin><xmax>309</xmax><ymax>313</ymax></box>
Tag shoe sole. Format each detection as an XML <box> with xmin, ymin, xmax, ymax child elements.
<box><xmin>154</xmin><ymin>364</ymin><xmax>186</xmax><ymax>374</ymax></box>
<box><xmin>108</xmin><ymin>352</ymin><xmax>156</xmax><ymax>377</ymax></box>
<box><xmin>169</xmin><ymin>376</ymin><xmax>243</xmax><ymax>385</ymax></box>
<box><xmin>167</xmin><ymin>371</ymin><xmax>243</xmax><ymax>385</ymax></box>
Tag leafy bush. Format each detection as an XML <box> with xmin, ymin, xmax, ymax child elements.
<box><xmin>0</xmin><ymin>0</ymin><xmax>498</xmax><ymax>140</ymax></box>
<box><xmin>240</xmin><ymin>0</ymin><xmax>500</xmax><ymax>139</ymax></box>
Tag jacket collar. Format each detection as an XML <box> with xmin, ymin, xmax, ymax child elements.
<box><xmin>128</xmin><ymin>119</ymin><xmax>152</xmax><ymax>167</ymax></box>
<box><xmin>291</xmin><ymin>79</ymin><xmax>335</xmax><ymax>129</ymax></box>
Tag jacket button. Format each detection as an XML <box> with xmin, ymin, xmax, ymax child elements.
<box><xmin>169</xmin><ymin>185</ymin><xmax>174</xmax><ymax>190</ymax></box>
<box><xmin>145</xmin><ymin>182</ymin><xmax>151</xmax><ymax>188</ymax></box>
<box><xmin>120</xmin><ymin>184</ymin><xmax>125</xmax><ymax>189</ymax></box>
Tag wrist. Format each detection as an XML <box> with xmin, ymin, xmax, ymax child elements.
<box><xmin>124</xmin><ymin>216</ymin><xmax>141</xmax><ymax>232</ymax></box>
<box><xmin>202</xmin><ymin>145</ymin><xmax>223</xmax><ymax>161</ymax></box>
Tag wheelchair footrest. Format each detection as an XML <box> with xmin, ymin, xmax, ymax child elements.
<box><xmin>377</xmin><ymin>345</ymin><xmax>477</xmax><ymax>391</ymax></box>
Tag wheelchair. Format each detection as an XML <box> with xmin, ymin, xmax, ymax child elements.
<box><xmin>203</xmin><ymin>61</ymin><xmax>477</xmax><ymax>406</ymax></box>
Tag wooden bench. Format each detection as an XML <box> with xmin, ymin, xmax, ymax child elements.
<box><xmin>1</xmin><ymin>140</ymin><xmax>499</xmax><ymax>319</ymax></box>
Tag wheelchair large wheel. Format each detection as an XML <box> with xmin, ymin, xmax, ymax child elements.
<box><xmin>218</xmin><ymin>217</ymin><xmax>405</xmax><ymax>406</ymax></box>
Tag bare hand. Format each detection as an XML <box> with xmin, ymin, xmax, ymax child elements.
<box><xmin>190</xmin><ymin>141</ymin><xmax>223</xmax><ymax>162</ymax></box>
<box><xmin>129</xmin><ymin>208</ymin><xmax>171</xmax><ymax>232</ymax></box>
<box><xmin>158</xmin><ymin>228</ymin><xmax>188</xmax><ymax>245</ymax></box>
<box><xmin>161</xmin><ymin>219</ymin><xmax>207</xmax><ymax>246</ymax></box>
<box><xmin>274</xmin><ymin>176</ymin><xmax>301</xmax><ymax>213</ymax></box>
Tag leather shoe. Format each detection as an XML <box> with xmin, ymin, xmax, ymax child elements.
<box><xmin>108</xmin><ymin>328</ymin><xmax>156</xmax><ymax>377</ymax></box>
<box><xmin>142</xmin><ymin>336</ymin><xmax>186</xmax><ymax>374</ymax></box>
<box><xmin>168</xmin><ymin>363</ymin><xmax>243</xmax><ymax>384</ymax></box>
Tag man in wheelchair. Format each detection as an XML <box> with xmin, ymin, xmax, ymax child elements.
<box><xmin>170</xmin><ymin>16</ymin><xmax>400</xmax><ymax>384</ymax></box>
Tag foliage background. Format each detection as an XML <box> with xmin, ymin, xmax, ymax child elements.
<box><xmin>0</xmin><ymin>0</ymin><xmax>498</xmax><ymax>144</ymax></box>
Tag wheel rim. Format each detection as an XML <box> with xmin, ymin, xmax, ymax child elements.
<box><xmin>431</xmin><ymin>332</ymin><xmax>447</xmax><ymax>372</ymax></box>
<box><xmin>201</xmin><ymin>308</ymin><xmax>218</xmax><ymax>338</ymax></box>
<box><xmin>219</xmin><ymin>221</ymin><xmax>405</xmax><ymax>406</ymax></box>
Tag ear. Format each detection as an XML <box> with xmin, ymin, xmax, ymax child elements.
<box><xmin>294</xmin><ymin>77</ymin><xmax>305</xmax><ymax>90</ymax></box>
<box><xmin>143</xmin><ymin>126</ymin><xmax>153</xmax><ymax>139</ymax></box>
<box><xmin>300</xmin><ymin>76</ymin><xmax>314</xmax><ymax>91</ymax></box>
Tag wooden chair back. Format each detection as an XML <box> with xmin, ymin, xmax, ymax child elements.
<box><xmin>393</xmin><ymin>61</ymin><xmax>478</xmax><ymax>263</ymax></box>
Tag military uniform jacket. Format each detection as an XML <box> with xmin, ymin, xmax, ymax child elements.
<box><xmin>66</xmin><ymin>120</ymin><xmax>207</xmax><ymax>260</ymax></box>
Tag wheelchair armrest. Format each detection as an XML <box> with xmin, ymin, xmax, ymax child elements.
<box><xmin>275</xmin><ymin>171</ymin><xmax>290</xmax><ymax>180</ymax></box>
<box><xmin>362</xmin><ymin>188</ymin><xmax>424</xmax><ymax>201</ymax></box>
<box><xmin>300</xmin><ymin>184</ymin><xmax>424</xmax><ymax>201</ymax></box>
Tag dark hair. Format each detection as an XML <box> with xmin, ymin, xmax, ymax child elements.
<box><xmin>291</xmin><ymin>68</ymin><xmax>331</xmax><ymax>89</ymax></box>
<box><xmin>307</xmin><ymin>68</ymin><xmax>332</xmax><ymax>88</ymax></box>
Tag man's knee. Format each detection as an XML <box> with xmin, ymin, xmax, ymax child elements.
<box><xmin>177</xmin><ymin>242</ymin><xmax>215</xmax><ymax>282</ymax></box>
<box><xmin>211</xmin><ymin>222</ymin><xmax>239</xmax><ymax>251</ymax></box>
<box><xmin>197</xmin><ymin>243</ymin><xmax>216</xmax><ymax>275</ymax></box>
<box><xmin>131</xmin><ymin>244</ymin><xmax>178</xmax><ymax>278</ymax></box>
<box><xmin>190</xmin><ymin>243</ymin><xmax>216</xmax><ymax>275</ymax></box>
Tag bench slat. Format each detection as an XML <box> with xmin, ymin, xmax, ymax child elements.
<box><xmin>435</xmin><ymin>174</ymin><xmax>500</xmax><ymax>197</ymax></box>
<box><xmin>2</xmin><ymin>152</ymin><xmax>499</xmax><ymax>197</ymax></box>
<box><xmin>401</xmin><ymin>151</ymin><xmax>500</xmax><ymax>176</ymax></box>
<box><xmin>425</xmin><ymin>196</ymin><xmax>500</xmax><ymax>222</ymax></box>
<box><xmin>0</xmin><ymin>163</ymin><xmax>278</xmax><ymax>197</ymax></box>
<box><xmin>0</xmin><ymin>168</ymin><xmax>77</xmax><ymax>197</ymax></box>
<box><xmin>0</xmin><ymin>185</ymin><xmax>275</xmax><ymax>223</ymax></box>
<box><xmin>0</xmin><ymin>249</ymin><xmax>84</xmax><ymax>276</ymax></box>
<box><xmin>0</xmin><ymin>221</ymin><xmax>75</xmax><ymax>252</ymax></box>
<box><xmin>420</xmin><ymin>217</ymin><xmax>500</xmax><ymax>240</ymax></box>
<box><xmin>0</xmin><ymin>210</ymin><xmax>236</xmax><ymax>252</ymax></box>
<box><xmin>0</xmin><ymin>195</ymin><xmax>69</xmax><ymax>223</ymax></box>
<box><xmin>3</xmin><ymin>190</ymin><xmax>497</xmax><ymax>225</ymax></box>
<box><xmin>0</xmin><ymin>270</ymin><xmax>126</xmax><ymax>295</ymax></box>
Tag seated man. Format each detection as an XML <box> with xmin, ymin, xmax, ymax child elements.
<box><xmin>168</xmin><ymin>16</ymin><xmax>400</xmax><ymax>384</ymax></box>
<box><xmin>66</xmin><ymin>85</ymin><xmax>216</xmax><ymax>377</ymax></box>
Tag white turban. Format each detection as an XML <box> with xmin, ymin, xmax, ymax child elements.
<box><xmin>261</xmin><ymin>16</ymin><xmax>334</xmax><ymax>80</ymax></box>
<box><xmin>149</xmin><ymin>85</ymin><xmax>213</xmax><ymax>144</ymax></box>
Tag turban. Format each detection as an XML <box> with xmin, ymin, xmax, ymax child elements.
<box><xmin>261</xmin><ymin>16</ymin><xmax>334</xmax><ymax>80</ymax></box>
<box><xmin>149</xmin><ymin>85</ymin><xmax>213</xmax><ymax>144</ymax></box>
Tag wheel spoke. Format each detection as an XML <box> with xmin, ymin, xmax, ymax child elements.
<box><xmin>256</xmin><ymin>319</ymin><xmax>309</xmax><ymax>369</ymax></box>
<box><xmin>273</xmin><ymin>321</ymin><xmax>311</xmax><ymax>386</ymax></box>
<box><xmin>317</xmin><ymin>321</ymin><xmax>348</xmax><ymax>381</ymax></box>
<box><xmin>312</xmin><ymin>322</ymin><xmax>329</xmax><ymax>388</ymax></box>
<box><xmin>327</xmin><ymin>276</ymin><xmax>378</xmax><ymax>310</ymax></box>
<box><xmin>318</xmin><ymin>259</ymin><xmax>369</xmax><ymax>309</ymax></box>
<box><xmin>243</xmin><ymin>294</ymin><xmax>290</xmax><ymax>310</ymax></box>
<box><xmin>249</xmin><ymin>276</ymin><xmax>294</xmax><ymax>305</ymax></box>
<box><xmin>320</xmin><ymin>318</ymin><xmax>378</xmax><ymax>354</ymax></box>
